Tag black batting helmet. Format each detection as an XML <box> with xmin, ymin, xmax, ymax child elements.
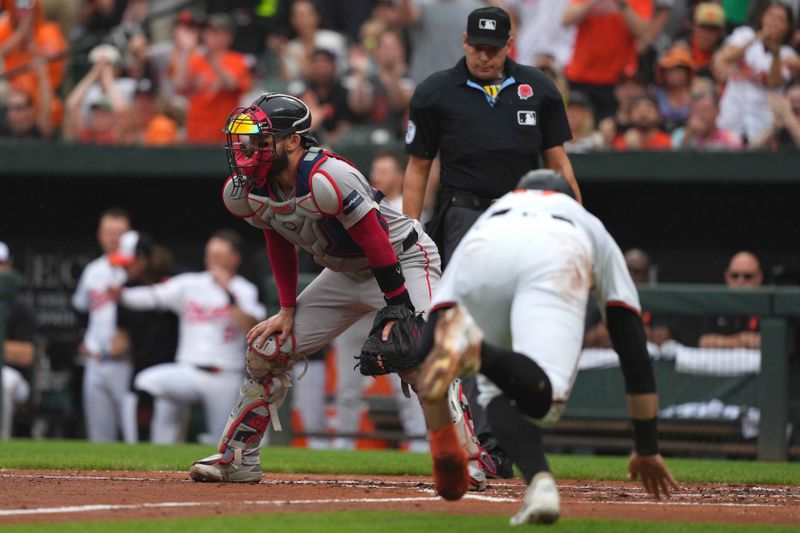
<box><xmin>516</xmin><ymin>169</ymin><xmax>576</xmax><ymax>199</ymax></box>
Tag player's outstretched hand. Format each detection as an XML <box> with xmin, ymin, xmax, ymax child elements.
<box><xmin>247</xmin><ymin>307</ymin><xmax>295</xmax><ymax>348</ymax></box>
<box><xmin>627</xmin><ymin>452</ymin><xmax>679</xmax><ymax>499</ymax></box>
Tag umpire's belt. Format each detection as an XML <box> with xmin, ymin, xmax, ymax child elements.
<box><xmin>444</xmin><ymin>188</ymin><xmax>496</xmax><ymax>211</ymax></box>
<box><xmin>401</xmin><ymin>228</ymin><xmax>418</xmax><ymax>252</ymax></box>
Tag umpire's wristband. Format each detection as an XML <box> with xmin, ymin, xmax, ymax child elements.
<box><xmin>632</xmin><ymin>418</ymin><xmax>660</xmax><ymax>455</ymax></box>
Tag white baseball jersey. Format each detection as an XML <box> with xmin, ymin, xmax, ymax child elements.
<box><xmin>431</xmin><ymin>189</ymin><xmax>639</xmax><ymax>421</ymax></box>
<box><xmin>223</xmin><ymin>148</ymin><xmax>420</xmax><ymax>273</ymax></box>
<box><xmin>72</xmin><ymin>256</ymin><xmax>127</xmax><ymax>355</ymax></box>
<box><xmin>717</xmin><ymin>26</ymin><xmax>799</xmax><ymax>140</ymax></box>
<box><xmin>472</xmin><ymin>189</ymin><xmax>640</xmax><ymax>315</ymax></box>
<box><xmin>121</xmin><ymin>272</ymin><xmax>266</xmax><ymax>370</ymax></box>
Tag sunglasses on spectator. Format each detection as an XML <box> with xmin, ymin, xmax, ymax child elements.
<box><xmin>726</xmin><ymin>271</ymin><xmax>757</xmax><ymax>280</ymax></box>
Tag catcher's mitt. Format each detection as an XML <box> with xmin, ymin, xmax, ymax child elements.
<box><xmin>358</xmin><ymin>304</ymin><xmax>425</xmax><ymax>376</ymax></box>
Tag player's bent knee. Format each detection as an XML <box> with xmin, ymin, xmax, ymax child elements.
<box><xmin>528</xmin><ymin>401</ymin><xmax>565</xmax><ymax>428</ymax></box>
<box><xmin>246</xmin><ymin>333</ymin><xmax>297</xmax><ymax>379</ymax></box>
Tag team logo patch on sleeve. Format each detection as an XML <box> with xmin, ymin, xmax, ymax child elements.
<box><xmin>342</xmin><ymin>190</ymin><xmax>365</xmax><ymax>215</ymax></box>
<box><xmin>518</xmin><ymin>84</ymin><xmax>533</xmax><ymax>100</ymax></box>
<box><xmin>405</xmin><ymin>120</ymin><xmax>416</xmax><ymax>144</ymax></box>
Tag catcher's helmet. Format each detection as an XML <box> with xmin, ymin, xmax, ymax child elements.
<box><xmin>516</xmin><ymin>169</ymin><xmax>576</xmax><ymax>200</ymax></box>
<box><xmin>224</xmin><ymin>93</ymin><xmax>316</xmax><ymax>190</ymax></box>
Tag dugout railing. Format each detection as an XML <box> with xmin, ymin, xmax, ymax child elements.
<box><xmin>264</xmin><ymin>276</ymin><xmax>798</xmax><ymax>461</ymax></box>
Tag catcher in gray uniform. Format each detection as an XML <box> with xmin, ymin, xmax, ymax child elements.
<box><xmin>189</xmin><ymin>93</ymin><xmax>493</xmax><ymax>491</ymax></box>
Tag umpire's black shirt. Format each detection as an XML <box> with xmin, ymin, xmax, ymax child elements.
<box><xmin>405</xmin><ymin>57</ymin><xmax>571</xmax><ymax>199</ymax></box>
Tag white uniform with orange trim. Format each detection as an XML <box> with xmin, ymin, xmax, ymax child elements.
<box><xmin>430</xmin><ymin>189</ymin><xmax>639</xmax><ymax>422</ymax></box>
<box><xmin>72</xmin><ymin>256</ymin><xmax>137</xmax><ymax>443</ymax></box>
<box><xmin>121</xmin><ymin>272</ymin><xmax>266</xmax><ymax>444</ymax></box>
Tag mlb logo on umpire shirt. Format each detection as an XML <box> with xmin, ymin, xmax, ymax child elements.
<box><xmin>479</xmin><ymin>18</ymin><xmax>497</xmax><ymax>30</ymax></box>
<box><xmin>517</xmin><ymin>111</ymin><xmax>537</xmax><ymax>126</ymax></box>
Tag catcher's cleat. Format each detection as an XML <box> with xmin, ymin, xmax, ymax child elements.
<box><xmin>419</xmin><ymin>306</ymin><xmax>483</xmax><ymax>401</ymax></box>
<box><xmin>509</xmin><ymin>472</ymin><xmax>560</xmax><ymax>526</ymax></box>
<box><xmin>429</xmin><ymin>424</ymin><xmax>469</xmax><ymax>501</ymax></box>
<box><xmin>189</xmin><ymin>449</ymin><xmax>262</xmax><ymax>483</ymax></box>
<box><xmin>467</xmin><ymin>461</ymin><xmax>487</xmax><ymax>492</ymax></box>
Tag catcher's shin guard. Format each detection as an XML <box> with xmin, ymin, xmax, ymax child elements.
<box><xmin>448</xmin><ymin>379</ymin><xmax>495</xmax><ymax>490</ymax></box>
<box><xmin>190</xmin><ymin>375</ymin><xmax>288</xmax><ymax>482</ymax></box>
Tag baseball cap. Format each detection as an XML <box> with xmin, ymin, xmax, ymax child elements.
<box><xmin>694</xmin><ymin>3</ymin><xmax>725</xmax><ymax>28</ymax></box>
<box><xmin>0</xmin><ymin>241</ymin><xmax>9</xmax><ymax>263</ymax></box>
<box><xmin>176</xmin><ymin>9</ymin><xmax>202</xmax><ymax>27</ymax></box>
<box><xmin>90</xmin><ymin>96</ymin><xmax>113</xmax><ymax>112</ymax></box>
<box><xmin>466</xmin><ymin>6</ymin><xmax>511</xmax><ymax>48</ymax></box>
<box><xmin>206</xmin><ymin>12</ymin><xmax>235</xmax><ymax>32</ymax></box>
<box><xmin>567</xmin><ymin>91</ymin><xmax>593</xmax><ymax>110</ymax></box>
<box><xmin>110</xmin><ymin>231</ymin><xmax>156</xmax><ymax>266</ymax></box>
<box><xmin>658</xmin><ymin>46</ymin><xmax>695</xmax><ymax>71</ymax></box>
<box><xmin>109</xmin><ymin>231</ymin><xmax>140</xmax><ymax>267</ymax></box>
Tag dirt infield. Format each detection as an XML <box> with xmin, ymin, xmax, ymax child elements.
<box><xmin>1</xmin><ymin>470</ymin><xmax>798</xmax><ymax>526</ymax></box>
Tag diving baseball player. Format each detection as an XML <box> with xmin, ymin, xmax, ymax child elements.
<box><xmin>417</xmin><ymin>170</ymin><xmax>679</xmax><ymax>524</ymax></box>
<box><xmin>188</xmin><ymin>93</ymin><xmax>492</xmax><ymax>489</ymax></box>
<box><xmin>116</xmin><ymin>230</ymin><xmax>266</xmax><ymax>444</ymax></box>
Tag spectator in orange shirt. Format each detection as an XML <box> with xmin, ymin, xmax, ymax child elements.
<box><xmin>0</xmin><ymin>0</ymin><xmax>67</xmax><ymax>96</ymax></box>
<box><xmin>120</xmin><ymin>79</ymin><xmax>178</xmax><ymax>146</ymax></box>
<box><xmin>653</xmin><ymin>45</ymin><xmax>695</xmax><ymax>132</ymax></box>
<box><xmin>612</xmin><ymin>95</ymin><xmax>672</xmax><ymax>150</ymax></box>
<box><xmin>172</xmin><ymin>12</ymin><xmax>252</xmax><ymax>144</ymax></box>
<box><xmin>563</xmin><ymin>0</ymin><xmax>653</xmax><ymax>120</ymax></box>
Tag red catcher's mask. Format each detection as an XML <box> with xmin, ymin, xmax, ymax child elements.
<box><xmin>224</xmin><ymin>105</ymin><xmax>277</xmax><ymax>192</ymax></box>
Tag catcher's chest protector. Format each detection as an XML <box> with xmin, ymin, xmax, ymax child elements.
<box><xmin>224</xmin><ymin>147</ymin><xmax>380</xmax><ymax>272</ymax></box>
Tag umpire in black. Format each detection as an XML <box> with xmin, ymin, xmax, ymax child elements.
<box><xmin>403</xmin><ymin>6</ymin><xmax>581</xmax><ymax>478</ymax></box>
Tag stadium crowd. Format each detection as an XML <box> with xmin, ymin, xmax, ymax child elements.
<box><xmin>0</xmin><ymin>0</ymin><xmax>798</xmax><ymax>150</ymax></box>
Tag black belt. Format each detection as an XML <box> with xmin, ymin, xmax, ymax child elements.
<box><xmin>196</xmin><ymin>365</ymin><xmax>222</xmax><ymax>373</ymax></box>
<box><xmin>489</xmin><ymin>209</ymin><xmax>573</xmax><ymax>226</ymax></box>
<box><xmin>445</xmin><ymin>189</ymin><xmax>496</xmax><ymax>211</ymax></box>
<box><xmin>402</xmin><ymin>228</ymin><xmax>418</xmax><ymax>251</ymax></box>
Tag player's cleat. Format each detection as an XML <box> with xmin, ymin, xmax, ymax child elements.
<box><xmin>189</xmin><ymin>450</ymin><xmax>262</xmax><ymax>483</ymax></box>
<box><xmin>429</xmin><ymin>424</ymin><xmax>469</xmax><ymax>501</ymax></box>
<box><xmin>467</xmin><ymin>460</ymin><xmax>487</xmax><ymax>491</ymax></box>
<box><xmin>486</xmin><ymin>446</ymin><xmax>515</xmax><ymax>479</ymax></box>
<box><xmin>419</xmin><ymin>305</ymin><xmax>483</xmax><ymax>401</ymax></box>
<box><xmin>509</xmin><ymin>472</ymin><xmax>560</xmax><ymax>526</ymax></box>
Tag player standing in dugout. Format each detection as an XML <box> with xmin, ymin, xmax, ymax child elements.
<box><xmin>402</xmin><ymin>6</ymin><xmax>581</xmax><ymax>478</ymax></box>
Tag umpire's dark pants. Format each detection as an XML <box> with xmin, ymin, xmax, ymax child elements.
<box><xmin>442</xmin><ymin>206</ymin><xmax>500</xmax><ymax>453</ymax></box>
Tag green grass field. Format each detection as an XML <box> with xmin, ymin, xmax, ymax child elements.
<box><xmin>2</xmin><ymin>513</ymin><xmax>800</xmax><ymax>533</ymax></box>
<box><xmin>1</xmin><ymin>440</ymin><xmax>798</xmax><ymax>532</ymax></box>
<box><xmin>2</xmin><ymin>439</ymin><xmax>799</xmax><ymax>485</ymax></box>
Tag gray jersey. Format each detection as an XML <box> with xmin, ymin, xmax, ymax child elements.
<box><xmin>224</xmin><ymin>149</ymin><xmax>417</xmax><ymax>272</ymax></box>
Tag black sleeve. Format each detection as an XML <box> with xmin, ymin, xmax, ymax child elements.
<box><xmin>404</xmin><ymin>83</ymin><xmax>441</xmax><ymax>160</ymax></box>
<box><xmin>6</xmin><ymin>297</ymin><xmax>35</xmax><ymax>342</ymax></box>
<box><xmin>606</xmin><ymin>305</ymin><xmax>656</xmax><ymax>394</ymax></box>
<box><xmin>539</xmin><ymin>75</ymin><xmax>572</xmax><ymax>150</ymax></box>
